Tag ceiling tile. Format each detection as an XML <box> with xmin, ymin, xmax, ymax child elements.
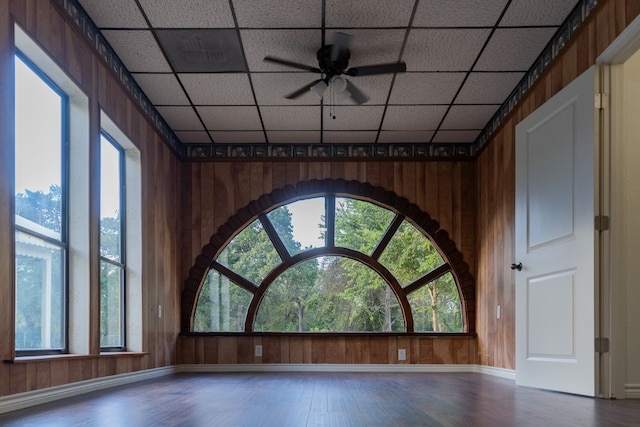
<box><xmin>413</xmin><ymin>0</ymin><xmax>508</xmax><ymax>27</ymax></box>
<box><xmin>474</xmin><ymin>27</ymin><xmax>558</xmax><ymax>71</ymax></box>
<box><xmin>209</xmin><ymin>131</ymin><xmax>266</xmax><ymax>143</ymax></box>
<box><xmin>251</xmin><ymin>73</ymin><xmax>322</xmax><ymax>105</ymax></box>
<box><xmin>233</xmin><ymin>0</ymin><xmax>322</xmax><ymax>28</ymax></box>
<box><xmin>102</xmin><ymin>30</ymin><xmax>172</xmax><ymax>72</ymax></box>
<box><xmin>378</xmin><ymin>130</ymin><xmax>434</xmax><ymax>143</ymax></box>
<box><xmin>324</xmin><ymin>106</ymin><xmax>385</xmax><ymax>130</ymax></box>
<box><xmin>137</xmin><ymin>0</ymin><xmax>235</xmax><ymax>28</ymax></box>
<box><xmin>404</xmin><ymin>29</ymin><xmax>491</xmax><ymax>71</ymax></box>
<box><xmin>455</xmin><ymin>72</ymin><xmax>525</xmax><ymax>104</ymax></box>
<box><xmin>382</xmin><ymin>106</ymin><xmax>448</xmax><ymax>130</ymax></box>
<box><xmin>440</xmin><ymin>105</ymin><xmax>500</xmax><ymax>129</ymax></box>
<box><xmin>261</xmin><ymin>106</ymin><xmax>320</xmax><ymax>130</ymax></box>
<box><xmin>389</xmin><ymin>73</ymin><xmax>466</xmax><ymax>105</ymax></box>
<box><xmin>500</xmin><ymin>0</ymin><xmax>578</xmax><ymax>26</ymax></box>
<box><xmin>175</xmin><ymin>130</ymin><xmax>212</xmax><ymax>143</ymax></box>
<box><xmin>432</xmin><ymin>130</ymin><xmax>481</xmax><ymax>143</ymax></box>
<box><xmin>156</xmin><ymin>106</ymin><xmax>204</xmax><ymax>130</ymax></box>
<box><xmin>197</xmin><ymin>106</ymin><xmax>263</xmax><ymax>130</ymax></box>
<box><xmin>323</xmin><ymin>131</ymin><xmax>378</xmax><ymax>143</ymax></box>
<box><xmin>78</xmin><ymin>0</ymin><xmax>147</xmax><ymax>28</ymax></box>
<box><xmin>325</xmin><ymin>0</ymin><xmax>415</xmax><ymax>27</ymax></box>
<box><xmin>267</xmin><ymin>131</ymin><xmax>321</xmax><ymax>144</ymax></box>
<box><xmin>241</xmin><ymin>29</ymin><xmax>322</xmax><ymax>72</ymax></box>
<box><xmin>179</xmin><ymin>74</ymin><xmax>255</xmax><ymax>105</ymax></box>
<box><xmin>156</xmin><ymin>29</ymin><xmax>247</xmax><ymax>73</ymax></box>
<box><xmin>132</xmin><ymin>73</ymin><xmax>189</xmax><ymax>105</ymax></box>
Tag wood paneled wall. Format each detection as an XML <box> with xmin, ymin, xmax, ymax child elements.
<box><xmin>475</xmin><ymin>0</ymin><xmax>640</xmax><ymax>370</ymax></box>
<box><xmin>179</xmin><ymin>161</ymin><xmax>477</xmax><ymax>364</ymax></box>
<box><xmin>0</xmin><ymin>0</ymin><xmax>181</xmax><ymax>396</ymax></box>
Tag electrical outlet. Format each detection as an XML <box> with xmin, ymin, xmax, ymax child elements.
<box><xmin>255</xmin><ymin>345</ymin><xmax>262</xmax><ymax>357</ymax></box>
<box><xmin>398</xmin><ymin>348</ymin><xmax>406</xmax><ymax>361</ymax></box>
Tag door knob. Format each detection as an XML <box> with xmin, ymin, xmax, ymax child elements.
<box><xmin>511</xmin><ymin>262</ymin><xmax>522</xmax><ymax>271</ymax></box>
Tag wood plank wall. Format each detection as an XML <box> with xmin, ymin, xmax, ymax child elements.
<box><xmin>0</xmin><ymin>0</ymin><xmax>181</xmax><ymax>397</ymax></box>
<box><xmin>179</xmin><ymin>161</ymin><xmax>477</xmax><ymax>365</ymax></box>
<box><xmin>475</xmin><ymin>0</ymin><xmax>640</xmax><ymax>370</ymax></box>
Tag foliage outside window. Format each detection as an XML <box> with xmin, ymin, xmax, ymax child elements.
<box><xmin>100</xmin><ymin>133</ymin><xmax>125</xmax><ymax>349</ymax></box>
<box><xmin>14</xmin><ymin>54</ymin><xmax>67</xmax><ymax>353</ymax></box>
<box><xmin>193</xmin><ymin>196</ymin><xmax>463</xmax><ymax>333</ymax></box>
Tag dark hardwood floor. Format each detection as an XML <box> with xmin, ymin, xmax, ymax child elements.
<box><xmin>0</xmin><ymin>372</ymin><xmax>639</xmax><ymax>426</ymax></box>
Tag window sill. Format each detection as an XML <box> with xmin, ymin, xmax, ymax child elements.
<box><xmin>5</xmin><ymin>352</ymin><xmax>148</xmax><ymax>364</ymax></box>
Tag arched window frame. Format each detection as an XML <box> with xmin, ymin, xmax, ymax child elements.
<box><xmin>182</xmin><ymin>179</ymin><xmax>475</xmax><ymax>334</ymax></box>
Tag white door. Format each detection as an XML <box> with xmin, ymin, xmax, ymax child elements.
<box><xmin>515</xmin><ymin>66</ymin><xmax>598</xmax><ymax>396</ymax></box>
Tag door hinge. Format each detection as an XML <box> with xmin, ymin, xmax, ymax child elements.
<box><xmin>595</xmin><ymin>215</ymin><xmax>610</xmax><ymax>231</ymax></box>
<box><xmin>595</xmin><ymin>93</ymin><xmax>608</xmax><ymax>110</ymax></box>
<box><xmin>595</xmin><ymin>337</ymin><xmax>610</xmax><ymax>353</ymax></box>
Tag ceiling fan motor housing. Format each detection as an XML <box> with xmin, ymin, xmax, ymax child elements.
<box><xmin>317</xmin><ymin>45</ymin><xmax>349</xmax><ymax>78</ymax></box>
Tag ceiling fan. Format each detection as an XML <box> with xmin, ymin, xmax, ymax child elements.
<box><xmin>264</xmin><ymin>32</ymin><xmax>407</xmax><ymax>105</ymax></box>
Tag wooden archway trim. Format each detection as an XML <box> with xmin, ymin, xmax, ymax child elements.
<box><xmin>181</xmin><ymin>178</ymin><xmax>475</xmax><ymax>333</ymax></box>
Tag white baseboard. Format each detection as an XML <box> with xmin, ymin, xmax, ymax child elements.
<box><xmin>0</xmin><ymin>363</ymin><xmax>515</xmax><ymax>414</ymax></box>
<box><xmin>625</xmin><ymin>383</ymin><xmax>640</xmax><ymax>399</ymax></box>
<box><xmin>0</xmin><ymin>366</ymin><xmax>177</xmax><ymax>415</ymax></box>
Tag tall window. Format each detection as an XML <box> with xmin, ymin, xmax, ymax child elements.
<box><xmin>14</xmin><ymin>54</ymin><xmax>68</xmax><ymax>353</ymax></box>
<box><xmin>193</xmin><ymin>195</ymin><xmax>464</xmax><ymax>333</ymax></box>
<box><xmin>100</xmin><ymin>133</ymin><xmax>125</xmax><ymax>349</ymax></box>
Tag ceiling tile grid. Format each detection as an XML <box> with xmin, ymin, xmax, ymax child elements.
<box><xmin>70</xmin><ymin>0</ymin><xmax>598</xmax><ymax>159</ymax></box>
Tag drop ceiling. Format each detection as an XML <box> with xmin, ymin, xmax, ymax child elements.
<box><xmin>68</xmin><ymin>0</ymin><xmax>595</xmax><ymax>159</ymax></box>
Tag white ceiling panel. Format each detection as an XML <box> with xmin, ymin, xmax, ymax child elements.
<box><xmin>137</xmin><ymin>0</ymin><xmax>235</xmax><ymax>28</ymax></box>
<box><xmin>455</xmin><ymin>72</ymin><xmax>525</xmax><ymax>104</ymax></box>
<box><xmin>323</xmin><ymin>131</ymin><xmax>378</xmax><ymax>144</ymax></box>
<box><xmin>156</xmin><ymin>106</ymin><xmax>204</xmax><ymax>130</ymax></box>
<box><xmin>440</xmin><ymin>105</ymin><xmax>500</xmax><ymax>129</ymax></box>
<box><xmin>413</xmin><ymin>0</ymin><xmax>508</xmax><ymax>27</ymax></box>
<box><xmin>325</xmin><ymin>0</ymin><xmax>415</xmax><ymax>28</ymax></box>
<box><xmin>251</xmin><ymin>73</ymin><xmax>322</xmax><ymax>105</ymax></box>
<box><xmin>404</xmin><ymin>29</ymin><xmax>491</xmax><ymax>72</ymax></box>
<box><xmin>241</xmin><ymin>29</ymin><xmax>322</xmax><ymax>72</ymax></box>
<box><xmin>197</xmin><ymin>106</ymin><xmax>263</xmax><ymax>130</ymax></box>
<box><xmin>378</xmin><ymin>130</ymin><xmax>434</xmax><ymax>143</ymax></box>
<box><xmin>432</xmin><ymin>130</ymin><xmax>481</xmax><ymax>143</ymax></box>
<box><xmin>261</xmin><ymin>106</ymin><xmax>321</xmax><ymax>130</ymax></box>
<box><xmin>389</xmin><ymin>73</ymin><xmax>466</xmax><ymax>105</ymax></box>
<box><xmin>209</xmin><ymin>131</ymin><xmax>266</xmax><ymax>143</ymax></box>
<box><xmin>78</xmin><ymin>0</ymin><xmax>147</xmax><ymax>28</ymax></box>
<box><xmin>474</xmin><ymin>27</ymin><xmax>558</xmax><ymax>71</ymax></box>
<box><xmin>323</xmin><ymin>106</ymin><xmax>385</xmax><ymax>131</ymax></box>
<box><xmin>179</xmin><ymin>74</ymin><xmax>255</xmax><ymax>105</ymax></box>
<box><xmin>501</xmin><ymin>0</ymin><xmax>578</xmax><ymax>26</ymax></box>
<box><xmin>102</xmin><ymin>30</ymin><xmax>172</xmax><ymax>72</ymax></box>
<box><xmin>233</xmin><ymin>0</ymin><xmax>322</xmax><ymax>28</ymax></box>
<box><xmin>174</xmin><ymin>130</ymin><xmax>212</xmax><ymax>143</ymax></box>
<box><xmin>132</xmin><ymin>74</ymin><xmax>190</xmax><ymax>105</ymax></box>
<box><xmin>267</xmin><ymin>131</ymin><xmax>321</xmax><ymax>144</ymax></box>
<box><xmin>382</xmin><ymin>106</ymin><xmax>448</xmax><ymax>130</ymax></box>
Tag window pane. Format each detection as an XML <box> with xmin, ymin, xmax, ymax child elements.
<box><xmin>100</xmin><ymin>261</ymin><xmax>124</xmax><ymax>347</ymax></box>
<box><xmin>100</xmin><ymin>135</ymin><xmax>122</xmax><ymax>262</ymax></box>
<box><xmin>14</xmin><ymin>56</ymin><xmax>63</xmax><ymax>238</ymax></box>
<box><xmin>193</xmin><ymin>270</ymin><xmax>252</xmax><ymax>332</ymax></box>
<box><xmin>216</xmin><ymin>218</ymin><xmax>281</xmax><ymax>284</ymax></box>
<box><xmin>379</xmin><ymin>221</ymin><xmax>446</xmax><ymax>286</ymax></box>
<box><xmin>255</xmin><ymin>256</ymin><xmax>404</xmax><ymax>332</ymax></box>
<box><xmin>409</xmin><ymin>272</ymin><xmax>462</xmax><ymax>332</ymax></box>
<box><xmin>335</xmin><ymin>197</ymin><xmax>395</xmax><ymax>255</ymax></box>
<box><xmin>15</xmin><ymin>230</ymin><xmax>65</xmax><ymax>350</ymax></box>
<box><xmin>268</xmin><ymin>198</ymin><xmax>325</xmax><ymax>254</ymax></box>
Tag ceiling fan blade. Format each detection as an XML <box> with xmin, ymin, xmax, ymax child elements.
<box><xmin>330</xmin><ymin>32</ymin><xmax>352</xmax><ymax>64</ymax></box>
<box><xmin>264</xmin><ymin>56</ymin><xmax>322</xmax><ymax>73</ymax></box>
<box><xmin>285</xmin><ymin>79</ymin><xmax>325</xmax><ymax>99</ymax></box>
<box><xmin>345</xmin><ymin>62</ymin><xmax>407</xmax><ymax>76</ymax></box>
<box><xmin>346</xmin><ymin>80</ymin><xmax>369</xmax><ymax>105</ymax></box>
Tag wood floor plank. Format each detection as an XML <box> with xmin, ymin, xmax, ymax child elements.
<box><xmin>0</xmin><ymin>372</ymin><xmax>639</xmax><ymax>426</ymax></box>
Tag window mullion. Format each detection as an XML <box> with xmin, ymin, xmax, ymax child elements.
<box><xmin>403</xmin><ymin>263</ymin><xmax>451</xmax><ymax>295</ymax></box>
<box><xmin>258</xmin><ymin>213</ymin><xmax>290</xmax><ymax>261</ymax></box>
<box><xmin>371</xmin><ymin>214</ymin><xmax>404</xmax><ymax>260</ymax></box>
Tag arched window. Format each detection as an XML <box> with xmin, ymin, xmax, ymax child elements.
<box><xmin>183</xmin><ymin>180</ymin><xmax>474</xmax><ymax>334</ymax></box>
